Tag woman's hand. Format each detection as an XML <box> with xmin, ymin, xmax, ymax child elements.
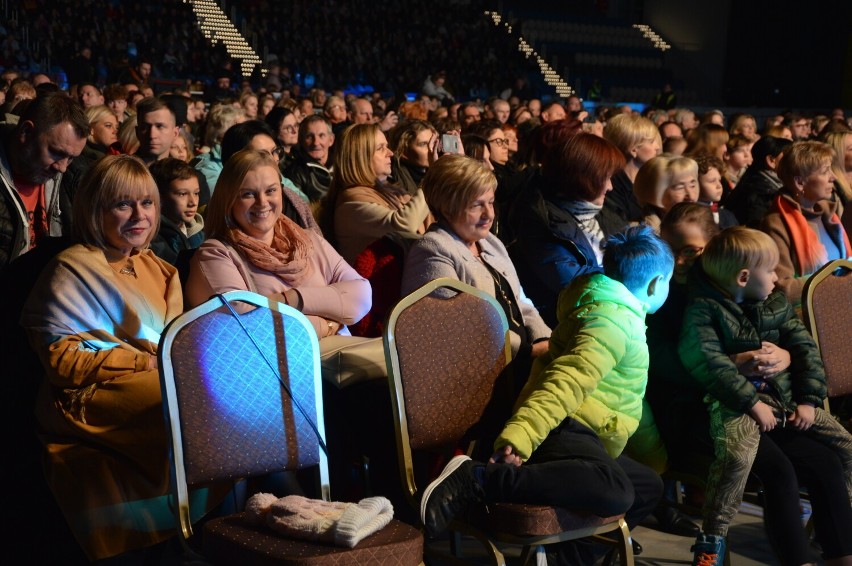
<box><xmin>489</xmin><ymin>444</ymin><xmax>523</xmax><ymax>467</ymax></box>
<box><xmin>319</xmin><ymin>317</ymin><xmax>341</xmax><ymax>338</ymax></box>
<box><xmin>748</xmin><ymin>400</ymin><xmax>777</xmax><ymax>432</ymax></box>
<box><xmin>730</xmin><ymin>341</ymin><xmax>791</xmax><ymax>378</ymax></box>
<box><xmin>787</xmin><ymin>404</ymin><xmax>816</xmax><ymax>431</ymax></box>
<box><xmin>147</xmin><ymin>355</ymin><xmax>158</xmax><ymax>370</ymax></box>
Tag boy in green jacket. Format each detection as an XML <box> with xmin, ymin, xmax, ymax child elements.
<box><xmin>421</xmin><ymin>226</ymin><xmax>674</xmax><ymax>565</ymax></box>
<box><xmin>678</xmin><ymin>226</ymin><xmax>852</xmax><ymax>566</ymax></box>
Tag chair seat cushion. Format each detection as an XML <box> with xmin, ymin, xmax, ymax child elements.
<box><xmin>203</xmin><ymin>513</ymin><xmax>423</xmax><ymax>565</ymax></box>
<box><xmin>469</xmin><ymin>502</ymin><xmax>625</xmax><ymax>537</ymax></box>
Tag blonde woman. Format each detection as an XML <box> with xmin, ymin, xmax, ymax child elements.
<box><xmin>321</xmin><ymin>124</ymin><xmax>433</xmax><ymax>263</ymax></box>
<box><xmin>634</xmin><ymin>154</ymin><xmax>699</xmax><ymax>232</ymax></box>
<box><xmin>603</xmin><ymin>113</ymin><xmax>662</xmax><ymax>223</ymax></box>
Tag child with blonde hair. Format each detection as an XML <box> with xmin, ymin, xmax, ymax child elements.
<box><xmin>679</xmin><ymin>226</ymin><xmax>852</xmax><ymax>566</ymax></box>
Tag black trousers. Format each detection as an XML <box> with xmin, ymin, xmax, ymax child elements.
<box><xmin>754</xmin><ymin>426</ymin><xmax>852</xmax><ymax>564</ymax></box>
<box><xmin>484</xmin><ymin>418</ymin><xmax>663</xmax><ymax>565</ymax></box>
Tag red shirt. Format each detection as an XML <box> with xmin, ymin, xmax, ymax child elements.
<box><xmin>14</xmin><ymin>178</ymin><xmax>48</xmax><ymax>250</ymax></box>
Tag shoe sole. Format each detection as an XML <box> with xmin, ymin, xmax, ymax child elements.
<box><xmin>420</xmin><ymin>455</ymin><xmax>472</xmax><ymax>528</ymax></box>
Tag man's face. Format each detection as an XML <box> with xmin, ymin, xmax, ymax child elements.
<box><xmin>461</xmin><ymin>105</ymin><xmax>480</xmax><ymax>127</ymax></box>
<box><xmin>79</xmin><ymin>85</ymin><xmax>104</xmax><ymax>108</ymax></box>
<box><xmin>136</xmin><ymin>108</ymin><xmax>179</xmax><ymax>159</ymax></box>
<box><xmin>541</xmin><ymin>103</ymin><xmax>566</xmax><ymax>123</ymax></box>
<box><xmin>138</xmin><ymin>62</ymin><xmax>152</xmax><ymax>80</ymax></box>
<box><xmin>566</xmin><ymin>96</ymin><xmax>582</xmax><ymax>112</ymax></box>
<box><xmin>528</xmin><ymin>99</ymin><xmax>541</xmax><ymax>117</ymax></box>
<box><xmin>217</xmin><ymin>77</ymin><xmax>231</xmax><ymax>90</ymax></box>
<box><xmin>492</xmin><ymin>101</ymin><xmax>510</xmax><ymax>124</ymax></box>
<box><xmin>350</xmin><ymin>100</ymin><xmax>373</xmax><ymax>124</ymax></box>
<box><xmin>792</xmin><ymin>119</ymin><xmax>811</xmax><ymax>140</ymax></box>
<box><xmin>302</xmin><ymin>121</ymin><xmax>334</xmax><ymax>165</ymax></box>
<box><xmin>16</xmin><ymin>121</ymin><xmax>87</xmax><ymax>184</ymax></box>
<box><xmin>325</xmin><ymin>98</ymin><xmax>346</xmax><ymax>124</ymax></box>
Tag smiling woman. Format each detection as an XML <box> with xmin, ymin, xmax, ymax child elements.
<box><xmin>185</xmin><ymin>149</ymin><xmax>371</xmax><ymax>340</ymax></box>
<box><xmin>19</xmin><ymin>155</ymin><xmax>226</xmax><ymax>561</ymax></box>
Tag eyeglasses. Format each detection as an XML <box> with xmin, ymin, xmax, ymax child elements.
<box><xmin>488</xmin><ymin>137</ymin><xmax>510</xmax><ymax>148</ymax></box>
<box><xmin>327</xmin><ymin>104</ymin><xmax>344</xmax><ymax>112</ymax></box>
<box><xmin>675</xmin><ymin>245</ymin><xmax>704</xmax><ymax>259</ymax></box>
<box><xmin>280</xmin><ymin>125</ymin><xmax>298</xmax><ymax>134</ymax></box>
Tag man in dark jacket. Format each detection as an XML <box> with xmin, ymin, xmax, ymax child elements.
<box><xmin>282</xmin><ymin>115</ymin><xmax>334</xmax><ymax>203</ymax></box>
<box><xmin>0</xmin><ymin>92</ymin><xmax>87</xmax><ymax>268</ymax></box>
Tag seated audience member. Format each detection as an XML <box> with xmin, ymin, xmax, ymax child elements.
<box><xmin>193</xmin><ymin>104</ymin><xmax>246</xmax><ymax>190</ymax></box>
<box><xmin>149</xmin><ymin>158</ymin><xmax>205</xmax><ymax>265</ymax></box>
<box><xmin>282</xmin><ymin>114</ymin><xmax>335</xmax><ymax>202</ymax></box>
<box><xmin>103</xmin><ymin>84</ymin><xmax>130</xmax><ymax>124</ymax></box>
<box><xmin>603</xmin><ymin>114</ymin><xmax>662</xmax><ymax>223</ymax></box>
<box><xmin>693</xmin><ymin>153</ymin><xmax>738</xmax><ymax>229</ymax></box>
<box><xmin>462</xmin><ymin>133</ymin><xmax>493</xmax><ymax>170</ymax></box>
<box><xmin>388</xmin><ymin>119</ymin><xmax>438</xmax><ymax>194</ymax></box>
<box><xmin>20</xmin><ymin>155</ymin><xmax>225</xmax><ymax>562</ymax></box>
<box><xmin>509</xmin><ymin>133</ymin><xmax>628</xmax><ymax>326</ymax></box>
<box><xmin>135</xmin><ymin>96</ymin><xmax>180</xmax><ymax>166</ymax></box>
<box><xmin>321</xmin><ymin>123</ymin><xmax>432</xmax><ymax>264</ymax></box>
<box><xmin>723</xmin><ymin>136</ymin><xmax>792</xmax><ymax>228</ymax></box>
<box><xmin>401</xmin><ymin>154</ymin><xmax>550</xmax><ymax>372</ymax></box>
<box><xmin>633</xmin><ymin>154</ymin><xmax>699</xmax><ymax>233</ymax></box>
<box><xmin>673</xmin><ymin>108</ymin><xmax>698</xmax><ymax>134</ymax></box>
<box><xmin>77</xmin><ymin>82</ymin><xmax>104</xmax><ymax>109</ymax></box>
<box><xmin>421</xmin><ymin>225</ymin><xmax>672</xmax><ymax>566</ymax></box>
<box><xmin>762</xmin><ymin>140</ymin><xmax>851</xmax><ymax>308</ymax></box>
<box><xmin>685</xmin><ymin>123</ymin><xmax>729</xmax><ymax>162</ymax></box>
<box><xmin>239</xmin><ymin>91</ymin><xmax>259</xmax><ymax>120</ymax></box>
<box><xmin>264</xmin><ymin>107</ymin><xmax>299</xmax><ymax>166</ymax></box>
<box><xmin>822</xmin><ymin>130</ymin><xmax>852</xmax><ymax>215</ymax></box>
<box><xmin>118</xmin><ymin>114</ymin><xmax>140</xmax><ymax>155</ymax></box>
<box><xmin>218</xmin><ymin>120</ymin><xmax>315</xmax><ymax>224</ymax></box>
<box><xmin>539</xmin><ymin>100</ymin><xmax>567</xmax><ymax>123</ymax></box>
<box><xmin>678</xmin><ymin>226</ymin><xmax>852</xmax><ymax>566</ymax></box>
<box><xmin>723</xmin><ymin>134</ymin><xmax>753</xmax><ymax>188</ymax></box>
<box><xmin>659</xmin><ymin>121</ymin><xmax>684</xmax><ymax>143</ymax></box>
<box><xmin>663</xmin><ymin>136</ymin><xmax>688</xmax><ymax>156</ymax></box>
<box><xmin>169</xmin><ymin>128</ymin><xmax>194</xmax><ymax>163</ymax></box>
<box><xmin>185</xmin><ymin>150</ymin><xmax>370</xmax><ymax>340</ymax></box>
<box><xmin>0</xmin><ymin>92</ymin><xmax>87</xmax><ymax>268</ymax></box>
<box><xmin>728</xmin><ymin>113</ymin><xmax>759</xmax><ymax>143</ymax></box>
<box><xmin>765</xmin><ymin>124</ymin><xmax>793</xmax><ymax>141</ymax></box>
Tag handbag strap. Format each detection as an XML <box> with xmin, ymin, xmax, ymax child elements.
<box><xmin>217</xmin><ymin>293</ymin><xmax>328</xmax><ymax>456</ymax></box>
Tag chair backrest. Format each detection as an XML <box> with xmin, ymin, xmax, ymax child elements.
<box><xmin>802</xmin><ymin>258</ymin><xmax>852</xmax><ymax>402</ymax></box>
<box><xmin>159</xmin><ymin>291</ymin><xmax>327</xmax><ymax>539</ymax></box>
<box><xmin>384</xmin><ymin>278</ymin><xmax>511</xmax><ymax>501</ymax></box>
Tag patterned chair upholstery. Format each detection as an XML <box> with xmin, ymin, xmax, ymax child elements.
<box><xmin>159</xmin><ymin>291</ymin><xmax>422</xmax><ymax>565</ymax></box>
<box><xmin>803</xmin><ymin>259</ymin><xmax>852</xmax><ymax>405</ymax></box>
<box><xmin>384</xmin><ymin>279</ymin><xmax>633</xmax><ymax>566</ymax></box>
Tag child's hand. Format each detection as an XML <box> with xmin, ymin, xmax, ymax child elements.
<box><xmin>748</xmin><ymin>400</ymin><xmax>777</xmax><ymax>432</ymax></box>
<box><xmin>489</xmin><ymin>445</ymin><xmax>523</xmax><ymax>467</ymax></box>
<box><xmin>787</xmin><ymin>404</ymin><xmax>816</xmax><ymax>431</ymax></box>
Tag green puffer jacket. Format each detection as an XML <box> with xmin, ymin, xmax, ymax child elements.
<box><xmin>495</xmin><ymin>273</ymin><xmax>650</xmax><ymax>460</ymax></box>
<box><xmin>678</xmin><ymin>264</ymin><xmax>826</xmax><ymax>415</ymax></box>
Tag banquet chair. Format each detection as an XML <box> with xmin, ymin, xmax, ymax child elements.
<box><xmin>802</xmin><ymin>258</ymin><xmax>852</xmax><ymax>412</ymax></box>
<box><xmin>383</xmin><ymin>278</ymin><xmax>633</xmax><ymax>566</ymax></box>
<box><xmin>159</xmin><ymin>290</ymin><xmax>423</xmax><ymax>565</ymax></box>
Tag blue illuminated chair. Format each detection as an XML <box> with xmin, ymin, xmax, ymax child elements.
<box><xmin>159</xmin><ymin>290</ymin><xmax>422</xmax><ymax>565</ymax></box>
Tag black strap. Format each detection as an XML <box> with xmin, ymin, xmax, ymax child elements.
<box><xmin>217</xmin><ymin>294</ymin><xmax>328</xmax><ymax>456</ymax></box>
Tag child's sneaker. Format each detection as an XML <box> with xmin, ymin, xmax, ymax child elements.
<box><xmin>691</xmin><ymin>533</ymin><xmax>726</xmax><ymax>566</ymax></box>
<box><xmin>420</xmin><ymin>455</ymin><xmax>485</xmax><ymax>538</ymax></box>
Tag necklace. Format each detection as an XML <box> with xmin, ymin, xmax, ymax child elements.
<box><xmin>119</xmin><ymin>261</ymin><xmax>137</xmax><ymax>277</ymax></box>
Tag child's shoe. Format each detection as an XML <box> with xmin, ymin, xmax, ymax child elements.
<box><xmin>691</xmin><ymin>533</ymin><xmax>726</xmax><ymax>566</ymax></box>
<box><xmin>420</xmin><ymin>455</ymin><xmax>485</xmax><ymax>538</ymax></box>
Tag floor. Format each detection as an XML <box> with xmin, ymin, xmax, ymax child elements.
<box><xmin>424</xmin><ymin>499</ymin><xmax>816</xmax><ymax>565</ymax></box>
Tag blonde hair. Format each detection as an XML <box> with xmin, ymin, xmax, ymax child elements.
<box><xmin>421</xmin><ymin>154</ymin><xmax>496</xmax><ymax>222</ymax></box>
<box><xmin>603</xmin><ymin>114</ymin><xmax>661</xmax><ymax>159</ymax></box>
<box><xmin>634</xmin><ymin>154</ymin><xmax>698</xmax><ymax>210</ymax></box>
<box><xmin>72</xmin><ymin>155</ymin><xmax>160</xmax><ymax>249</ymax></box>
<box><xmin>702</xmin><ymin>226</ymin><xmax>779</xmax><ymax>287</ymax></box>
<box><xmin>204</xmin><ymin>104</ymin><xmax>246</xmax><ymax>147</ymax></box>
<box><xmin>205</xmin><ymin>149</ymin><xmax>280</xmax><ymax>240</ymax></box>
<box><xmin>776</xmin><ymin>141</ymin><xmax>834</xmax><ymax>192</ymax></box>
<box><xmin>118</xmin><ymin>115</ymin><xmax>139</xmax><ymax>155</ymax></box>
<box><xmin>823</xmin><ymin>131</ymin><xmax>852</xmax><ymax>202</ymax></box>
<box><xmin>85</xmin><ymin>105</ymin><xmax>116</xmax><ymax>143</ymax></box>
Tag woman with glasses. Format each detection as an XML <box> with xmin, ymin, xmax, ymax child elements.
<box><xmin>264</xmin><ymin>107</ymin><xmax>300</xmax><ymax>167</ymax></box>
<box><xmin>320</xmin><ymin>124</ymin><xmax>433</xmax><ymax>264</ymax></box>
<box><xmin>468</xmin><ymin>120</ymin><xmax>517</xmax><ymax>241</ymax></box>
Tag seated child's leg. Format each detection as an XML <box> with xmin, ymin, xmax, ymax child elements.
<box><xmin>806</xmin><ymin>407</ymin><xmax>852</xmax><ymax>502</ymax></box>
<box><xmin>615</xmin><ymin>454</ymin><xmax>665</xmax><ymax>528</ymax></box>
<box><xmin>485</xmin><ymin>419</ymin><xmax>635</xmax><ymax>517</ymax></box>
<box><xmin>703</xmin><ymin>406</ymin><xmax>761</xmax><ymax>536</ymax></box>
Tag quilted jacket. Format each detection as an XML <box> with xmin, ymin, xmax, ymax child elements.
<box><xmin>495</xmin><ymin>273</ymin><xmax>650</xmax><ymax>460</ymax></box>
<box><xmin>678</xmin><ymin>262</ymin><xmax>826</xmax><ymax>415</ymax></box>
